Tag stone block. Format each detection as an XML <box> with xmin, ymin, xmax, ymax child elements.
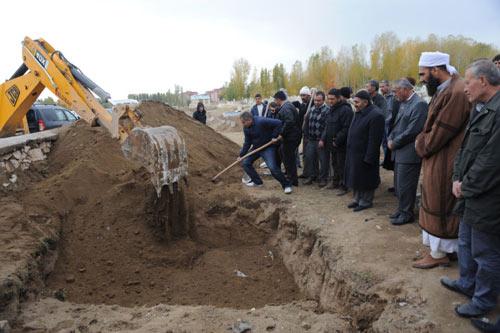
<box><xmin>27</xmin><ymin>148</ymin><xmax>45</xmax><ymax>162</ymax></box>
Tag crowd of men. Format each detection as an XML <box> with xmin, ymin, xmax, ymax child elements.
<box><xmin>234</xmin><ymin>52</ymin><xmax>500</xmax><ymax>331</ymax></box>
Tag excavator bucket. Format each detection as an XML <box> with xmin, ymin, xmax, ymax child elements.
<box><xmin>121</xmin><ymin>126</ymin><xmax>188</xmax><ymax>196</ymax></box>
<box><xmin>119</xmin><ymin>113</ymin><xmax>191</xmax><ymax>242</ymax></box>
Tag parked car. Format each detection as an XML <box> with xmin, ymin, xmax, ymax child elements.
<box><xmin>26</xmin><ymin>104</ymin><xmax>79</xmax><ymax>133</ymax></box>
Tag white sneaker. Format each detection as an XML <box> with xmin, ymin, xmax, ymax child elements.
<box><xmin>245</xmin><ymin>182</ymin><xmax>263</xmax><ymax>187</ymax></box>
<box><xmin>241</xmin><ymin>172</ymin><xmax>251</xmax><ymax>184</ymax></box>
<box><xmin>241</xmin><ymin>176</ymin><xmax>251</xmax><ymax>184</ymax></box>
<box><xmin>259</xmin><ymin>162</ymin><xmax>268</xmax><ymax>169</ymax></box>
<box><xmin>284</xmin><ymin>186</ymin><xmax>292</xmax><ymax>194</ymax></box>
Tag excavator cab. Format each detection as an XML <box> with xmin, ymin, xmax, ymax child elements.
<box><xmin>0</xmin><ymin>37</ymin><xmax>189</xmax><ymax>240</ymax></box>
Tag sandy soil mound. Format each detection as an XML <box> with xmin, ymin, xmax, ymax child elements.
<box><xmin>14</xmin><ymin>101</ymin><xmax>301</xmax><ymax>309</ymax></box>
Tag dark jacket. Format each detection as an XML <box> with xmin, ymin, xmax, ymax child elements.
<box><xmin>383</xmin><ymin>93</ymin><xmax>395</xmax><ymax>120</ymax></box>
<box><xmin>267</xmin><ymin>110</ymin><xmax>280</xmax><ymax>119</ymax></box>
<box><xmin>344</xmin><ymin>105</ymin><xmax>385</xmax><ymax>191</ymax></box>
<box><xmin>382</xmin><ymin>98</ymin><xmax>402</xmax><ymax>170</ymax></box>
<box><xmin>372</xmin><ymin>93</ymin><xmax>388</xmax><ymax>117</ymax></box>
<box><xmin>192</xmin><ymin>110</ymin><xmax>207</xmax><ymax>124</ymax></box>
<box><xmin>321</xmin><ymin>101</ymin><xmax>354</xmax><ymax>150</ymax></box>
<box><xmin>453</xmin><ymin>91</ymin><xmax>500</xmax><ymax>235</ymax></box>
<box><xmin>292</xmin><ymin>100</ymin><xmax>310</xmax><ymax>131</ymax></box>
<box><xmin>388</xmin><ymin>93</ymin><xmax>428</xmax><ymax>164</ymax></box>
<box><xmin>250</xmin><ymin>102</ymin><xmax>268</xmax><ymax>117</ymax></box>
<box><xmin>277</xmin><ymin>101</ymin><xmax>301</xmax><ymax>141</ymax></box>
<box><xmin>240</xmin><ymin>117</ymin><xmax>282</xmax><ymax>157</ymax></box>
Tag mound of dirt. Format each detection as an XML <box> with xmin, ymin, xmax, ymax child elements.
<box><xmin>14</xmin><ymin>101</ymin><xmax>302</xmax><ymax>309</ymax></box>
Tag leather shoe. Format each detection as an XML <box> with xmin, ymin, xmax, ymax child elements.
<box><xmin>318</xmin><ymin>180</ymin><xmax>327</xmax><ymax>188</ymax></box>
<box><xmin>353</xmin><ymin>204</ymin><xmax>372</xmax><ymax>212</ymax></box>
<box><xmin>302</xmin><ymin>178</ymin><xmax>314</xmax><ymax>185</ymax></box>
<box><xmin>391</xmin><ymin>216</ymin><xmax>415</xmax><ymax>225</ymax></box>
<box><xmin>455</xmin><ymin>303</ymin><xmax>488</xmax><ymax>318</ymax></box>
<box><xmin>412</xmin><ymin>253</ymin><xmax>450</xmax><ymax>269</ymax></box>
<box><xmin>440</xmin><ymin>277</ymin><xmax>473</xmax><ymax>298</ymax></box>
<box><xmin>389</xmin><ymin>211</ymin><xmax>400</xmax><ymax>219</ymax></box>
<box><xmin>471</xmin><ymin>318</ymin><xmax>500</xmax><ymax>333</ymax></box>
<box><xmin>336</xmin><ymin>189</ymin><xmax>348</xmax><ymax>196</ymax></box>
<box><xmin>347</xmin><ymin>202</ymin><xmax>359</xmax><ymax>209</ymax></box>
<box><xmin>325</xmin><ymin>182</ymin><xmax>339</xmax><ymax>190</ymax></box>
<box><xmin>447</xmin><ymin>252</ymin><xmax>458</xmax><ymax>262</ymax></box>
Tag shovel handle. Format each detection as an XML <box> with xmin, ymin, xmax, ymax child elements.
<box><xmin>211</xmin><ymin>139</ymin><xmax>278</xmax><ymax>182</ymax></box>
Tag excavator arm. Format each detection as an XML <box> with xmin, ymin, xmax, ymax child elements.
<box><xmin>0</xmin><ymin>37</ymin><xmax>188</xmax><ymax>197</ymax></box>
<box><xmin>0</xmin><ymin>37</ymin><xmax>135</xmax><ymax>139</ymax></box>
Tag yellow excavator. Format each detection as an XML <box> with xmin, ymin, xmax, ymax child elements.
<box><xmin>0</xmin><ymin>36</ymin><xmax>188</xmax><ymax>195</ymax></box>
<box><xmin>0</xmin><ymin>37</ymin><xmax>190</xmax><ymax>239</ymax></box>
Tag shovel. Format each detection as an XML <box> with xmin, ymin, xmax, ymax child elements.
<box><xmin>211</xmin><ymin>138</ymin><xmax>280</xmax><ymax>182</ymax></box>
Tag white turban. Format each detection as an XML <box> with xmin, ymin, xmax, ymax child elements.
<box><xmin>299</xmin><ymin>86</ymin><xmax>311</xmax><ymax>95</ymax></box>
<box><xmin>418</xmin><ymin>51</ymin><xmax>458</xmax><ymax>75</ymax></box>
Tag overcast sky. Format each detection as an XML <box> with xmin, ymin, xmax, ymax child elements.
<box><xmin>1</xmin><ymin>0</ymin><xmax>499</xmax><ymax>99</ymax></box>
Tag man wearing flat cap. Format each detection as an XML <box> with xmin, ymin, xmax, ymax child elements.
<box><xmin>413</xmin><ymin>51</ymin><xmax>471</xmax><ymax>269</ymax></box>
<box><xmin>344</xmin><ymin>90</ymin><xmax>385</xmax><ymax>211</ymax></box>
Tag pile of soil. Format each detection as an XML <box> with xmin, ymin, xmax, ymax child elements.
<box><xmin>16</xmin><ymin>101</ymin><xmax>302</xmax><ymax>309</ymax></box>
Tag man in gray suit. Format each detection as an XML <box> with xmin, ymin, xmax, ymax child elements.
<box><xmin>388</xmin><ymin>78</ymin><xmax>428</xmax><ymax>225</ymax></box>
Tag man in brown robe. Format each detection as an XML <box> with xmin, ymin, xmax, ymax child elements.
<box><xmin>413</xmin><ymin>51</ymin><xmax>471</xmax><ymax>269</ymax></box>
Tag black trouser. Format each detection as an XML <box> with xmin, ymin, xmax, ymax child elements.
<box><xmin>353</xmin><ymin>189</ymin><xmax>375</xmax><ymax>207</ymax></box>
<box><xmin>281</xmin><ymin>137</ymin><xmax>300</xmax><ymax>185</ymax></box>
<box><xmin>328</xmin><ymin>147</ymin><xmax>346</xmax><ymax>187</ymax></box>
<box><xmin>332</xmin><ymin>148</ymin><xmax>346</xmax><ymax>187</ymax></box>
<box><xmin>394</xmin><ymin>162</ymin><xmax>421</xmax><ymax>219</ymax></box>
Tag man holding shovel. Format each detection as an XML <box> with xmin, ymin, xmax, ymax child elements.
<box><xmin>238</xmin><ymin>111</ymin><xmax>293</xmax><ymax>194</ymax></box>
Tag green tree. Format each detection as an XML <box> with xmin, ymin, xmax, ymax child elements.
<box><xmin>288</xmin><ymin>60</ymin><xmax>304</xmax><ymax>95</ymax></box>
<box><xmin>259</xmin><ymin>68</ymin><xmax>272</xmax><ymax>97</ymax></box>
<box><xmin>228</xmin><ymin>58</ymin><xmax>251</xmax><ymax>99</ymax></box>
<box><xmin>37</xmin><ymin>96</ymin><xmax>57</xmax><ymax>105</ymax></box>
<box><xmin>272</xmin><ymin>63</ymin><xmax>287</xmax><ymax>92</ymax></box>
<box><xmin>221</xmin><ymin>32</ymin><xmax>499</xmax><ymax>100</ymax></box>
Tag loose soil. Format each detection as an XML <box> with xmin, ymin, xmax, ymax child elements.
<box><xmin>6</xmin><ymin>101</ymin><xmax>493</xmax><ymax>332</ymax></box>
<box><xmin>8</xmin><ymin>101</ymin><xmax>302</xmax><ymax>309</ymax></box>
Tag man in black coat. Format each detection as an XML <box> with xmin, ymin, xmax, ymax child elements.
<box><xmin>344</xmin><ymin>90</ymin><xmax>385</xmax><ymax>212</ymax></box>
<box><xmin>440</xmin><ymin>59</ymin><xmax>500</xmax><ymax>319</ymax></box>
<box><xmin>320</xmin><ymin>88</ymin><xmax>353</xmax><ymax>195</ymax></box>
<box><xmin>274</xmin><ymin>90</ymin><xmax>302</xmax><ymax>186</ymax></box>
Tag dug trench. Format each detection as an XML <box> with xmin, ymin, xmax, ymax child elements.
<box><xmin>2</xmin><ymin>102</ymin><xmax>390</xmax><ymax>331</ymax></box>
